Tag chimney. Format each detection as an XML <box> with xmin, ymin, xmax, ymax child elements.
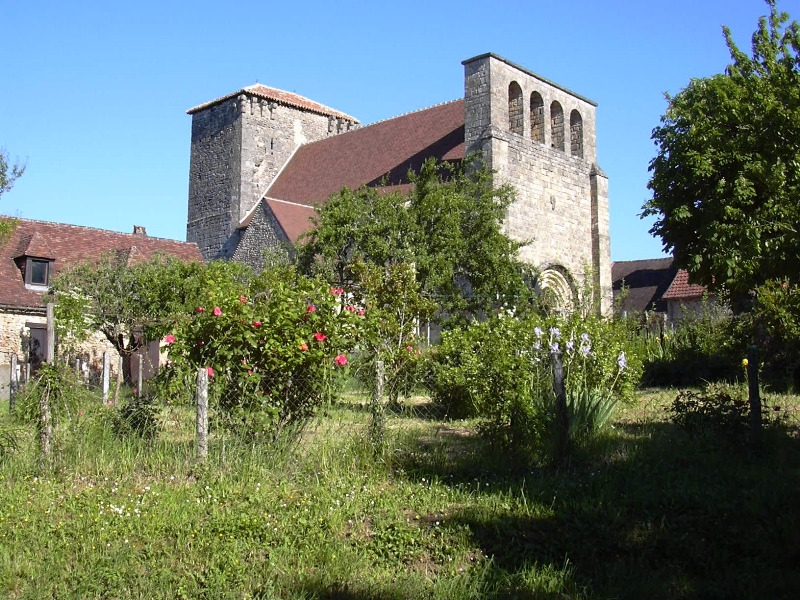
<box><xmin>132</xmin><ymin>225</ymin><xmax>147</xmax><ymax>236</ymax></box>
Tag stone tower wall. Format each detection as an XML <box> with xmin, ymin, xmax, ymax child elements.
<box><xmin>187</xmin><ymin>93</ymin><xmax>355</xmax><ymax>260</ymax></box>
<box><xmin>463</xmin><ymin>54</ymin><xmax>612</xmax><ymax>313</ymax></box>
<box><xmin>187</xmin><ymin>99</ymin><xmax>242</xmax><ymax>261</ymax></box>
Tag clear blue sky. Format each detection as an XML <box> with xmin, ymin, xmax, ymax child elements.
<box><xmin>2</xmin><ymin>0</ymin><xmax>797</xmax><ymax>261</ymax></box>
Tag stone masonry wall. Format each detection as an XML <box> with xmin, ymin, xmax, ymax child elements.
<box><xmin>463</xmin><ymin>54</ymin><xmax>611</xmax><ymax>313</ymax></box>
<box><xmin>231</xmin><ymin>201</ymin><xmax>292</xmax><ymax>272</ymax></box>
<box><xmin>188</xmin><ymin>94</ymin><xmax>355</xmax><ymax>261</ymax></box>
<box><xmin>187</xmin><ymin>99</ymin><xmax>242</xmax><ymax>260</ymax></box>
<box><xmin>238</xmin><ymin>97</ymin><xmax>346</xmax><ymax>222</ymax></box>
<box><xmin>0</xmin><ymin>311</ymin><xmax>122</xmax><ymax>400</ymax></box>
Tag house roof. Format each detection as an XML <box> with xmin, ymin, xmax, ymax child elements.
<box><xmin>661</xmin><ymin>269</ymin><xmax>707</xmax><ymax>300</ymax></box>
<box><xmin>612</xmin><ymin>258</ymin><xmax>676</xmax><ymax>314</ymax></box>
<box><xmin>187</xmin><ymin>84</ymin><xmax>359</xmax><ymax>121</ymax></box>
<box><xmin>612</xmin><ymin>258</ymin><xmax>711</xmax><ymax>313</ymax></box>
<box><xmin>266</xmin><ymin>99</ymin><xmax>465</xmax><ymax>207</ymax></box>
<box><xmin>0</xmin><ymin>218</ymin><xmax>202</xmax><ymax>311</ymax></box>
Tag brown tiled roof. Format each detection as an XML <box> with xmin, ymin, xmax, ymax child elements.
<box><xmin>265</xmin><ymin>199</ymin><xmax>318</xmax><ymax>244</ymax></box>
<box><xmin>662</xmin><ymin>269</ymin><xmax>707</xmax><ymax>300</ymax></box>
<box><xmin>187</xmin><ymin>84</ymin><xmax>358</xmax><ymax>121</ymax></box>
<box><xmin>266</xmin><ymin>100</ymin><xmax>465</xmax><ymax>206</ymax></box>
<box><xmin>612</xmin><ymin>258</ymin><xmax>676</xmax><ymax>314</ymax></box>
<box><xmin>0</xmin><ymin>218</ymin><xmax>202</xmax><ymax>310</ymax></box>
<box><xmin>14</xmin><ymin>231</ymin><xmax>55</xmax><ymax>259</ymax></box>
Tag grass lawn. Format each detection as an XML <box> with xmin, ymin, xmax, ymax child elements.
<box><xmin>0</xmin><ymin>388</ymin><xmax>799</xmax><ymax>599</ymax></box>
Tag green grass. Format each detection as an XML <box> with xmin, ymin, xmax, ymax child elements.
<box><xmin>1</xmin><ymin>387</ymin><xmax>799</xmax><ymax>599</ymax></box>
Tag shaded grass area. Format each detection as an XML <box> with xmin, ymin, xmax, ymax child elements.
<box><xmin>0</xmin><ymin>390</ymin><xmax>799</xmax><ymax>599</ymax></box>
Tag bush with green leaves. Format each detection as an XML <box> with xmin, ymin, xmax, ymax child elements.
<box><xmin>426</xmin><ymin>310</ymin><xmax>642</xmax><ymax>452</ymax></box>
<box><xmin>155</xmin><ymin>265</ymin><xmax>363</xmax><ymax>440</ymax></box>
<box><xmin>748</xmin><ymin>279</ymin><xmax>800</xmax><ymax>389</ymax></box>
<box><xmin>667</xmin><ymin>382</ymin><xmax>762</xmax><ymax>443</ymax></box>
<box><xmin>12</xmin><ymin>364</ymin><xmax>87</xmax><ymax>428</ymax></box>
<box><xmin>639</xmin><ymin>298</ymin><xmax>741</xmax><ymax>386</ymax></box>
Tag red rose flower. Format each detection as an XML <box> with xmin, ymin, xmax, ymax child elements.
<box><xmin>313</xmin><ymin>332</ymin><xmax>327</xmax><ymax>342</ymax></box>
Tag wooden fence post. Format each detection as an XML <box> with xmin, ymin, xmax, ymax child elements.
<box><xmin>197</xmin><ymin>367</ymin><xmax>209</xmax><ymax>461</ymax></box>
<box><xmin>10</xmin><ymin>353</ymin><xmax>18</xmax><ymax>412</ymax></box>
<box><xmin>102</xmin><ymin>352</ymin><xmax>110</xmax><ymax>402</ymax></box>
<box><xmin>370</xmin><ymin>360</ymin><xmax>385</xmax><ymax>449</ymax></box>
<box><xmin>552</xmin><ymin>350</ymin><xmax>569</xmax><ymax>459</ymax></box>
<box><xmin>137</xmin><ymin>353</ymin><xmax>143</xmax><ymax>397</ymax></box>
<box><xmin>39</xmin><ymin>304</ymin><xmax>55</xmax><ymax>461</ymax></box>
<box><xmin>46</xmin><ymin>303</ymin><xmax>55</xmax><ymax>365</ymax></box>
<box><xmin>747</xmin><ymin>344</ymin><xmax>761</xmax><ymax>451</ymax></box>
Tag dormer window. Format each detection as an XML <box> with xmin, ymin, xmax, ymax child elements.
<box><xmin>28</xmin><ymin>258</ymin><xmax>51</xmax><ymax>286</ymax></box>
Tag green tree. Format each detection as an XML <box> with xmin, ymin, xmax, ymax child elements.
<box><xmin>0</xmin><ymin>147</ymin><xmax>26</xmax><ymax>199</ymax></box>
<box><xmin>297</xmin><ymin>155</ymin><xmax>533</xmax><ymax>322</ymax></box>
<box><xmin>49</xmin><ymin>255</ymin><xmax>238</xmax><ymax>384</ymax></box>
<box><xmin>643</xmin><ymin>0</ymin><xmax>800</xmax><ymax>294</ymax></box>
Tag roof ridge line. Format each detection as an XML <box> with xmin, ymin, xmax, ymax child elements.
<box><xmin>362</xmin><ymin>98</ymin><xmax>462</xmax><ymax>128</ymax></box>
<box><xmin>0</xmin><ymin>217</ymin><xmax>192</xmax><ymax>243</ymax></box>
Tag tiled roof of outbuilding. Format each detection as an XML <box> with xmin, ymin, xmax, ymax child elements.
<box><xmin>612</xmin><ymin>258</ymin><xmax>676</xmax><ymax>314</ymax></box>
<box><xmin>661</xmin><ymin>269</ymin><xmax>707</xmax><ymax>300</ymax></box>
<box><xmin>0</xmin><ymin>218</ymin><xmax>202</xmax><ymax>311</ymax></box>
<box><xmin>187</xmin><ymin>84</ymin><xmax>359</xmax><ymax>121</ymax></box>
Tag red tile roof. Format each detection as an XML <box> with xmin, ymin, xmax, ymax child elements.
<box><xmin>265</xmin><ymin>199</ymin><xmax>318</xmax><ymax>244</ymax></box>
<box><xmin>661</xmin><ymin>269</ymin><xmax>708</xmax><ymax>300</ymax></box>
<box><xmin>0</xmin><ymin>218</ymin><xmax>202</xmax><ymax>310</ymax></box>
<box><xmin>266</xmin><ymin>100</ymin><xmax>465</xmax><ymax>206</ymax></box>
<box><xmin>187</xmin><ymin>84</ymin><xmax>358</xmax><ymax>121</ymax></box>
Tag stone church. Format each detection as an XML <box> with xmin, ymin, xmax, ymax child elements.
<box><xmin>186</xmin><ymin>53</ymin><xmax>611</xmax><ymax>313</ymax></box>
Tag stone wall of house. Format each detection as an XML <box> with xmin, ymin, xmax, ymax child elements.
<box><xmin>0</xmin><ymin>311</ymin><xmax>122</xmax><ymax>400</ymax></box>
<box><xmin>188</xmin><ymin>94</ymin><xmax>356</xmax><ymax>261</ymax></box>
<box><xmin>463</xmin><ymin>54</ymin><xmax>612</xmax><ymax>313</ymax></box>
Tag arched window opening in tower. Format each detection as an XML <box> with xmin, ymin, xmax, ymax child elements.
<box><xmin>508</xmin><ymin>81</ymin><xmax>524</xmax><ymax>136</ymax></box>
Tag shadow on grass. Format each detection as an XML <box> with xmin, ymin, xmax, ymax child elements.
<box><xmin>392</xmin><ymin>417</ymin><xmax>800</xmax><ymax>599</ymax></box>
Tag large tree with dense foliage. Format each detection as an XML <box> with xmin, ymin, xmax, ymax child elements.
<box><xmin>297</xmin><ymin>156</ymin><xmax>534</xmax><ymax>322</ymax></box>
<box><xmin>642</xmin><ymin>0</ymin><xmax>800</xmax><ymax>294</ymax></box>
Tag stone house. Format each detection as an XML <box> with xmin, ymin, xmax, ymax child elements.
<box><xmin>0</xmin><ymin>218</ymin><xmax>202</xmax><ymax>398</ymax></box>
<box><xmin>186</xmin><ymin>53</ymin><xmax>612</xmax><ymax>313</ymax></box>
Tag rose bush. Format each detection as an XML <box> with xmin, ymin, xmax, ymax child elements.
<box><xmin>155</xmin><ymin>265</ymin><xmax>363</xmax><ymax>440</ymax></box>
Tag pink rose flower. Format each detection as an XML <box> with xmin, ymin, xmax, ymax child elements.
<box><xmin>252</xmin><ymin>321</ymin><xmax>262</xmax><ymax>327</ymax></box>
<box><xmin>239</xmin><ymin>296</ymin><xmax>247</xmax><ymax>303</ymax></box>
<box><xmin>406</xmin><ymin>345</ymin><xmax>413</xmax><ymax>351</ymax></box>
<box><xmin>196</xmin><ymin>306</ymin><xmax>205</xmax><ymax>313</ymax></box>
<box><xmin>164</xmin><ymin>334</ymin><xmax>176</xmax><ymax>345</ymax></box>
<box><xmin>358</xmin><ymin>309</ymin><xmax>365</xmax><ymax>316</ymax></box>
<box><xmin>213</xmin><ymin>306</ymin><xmax>222</xmax><ymax>316</ymax></box>
<box><xmin>334</xmin><ymin>354</ymin><xmax>348</xmax><ymax>366</ymax></box>
<box><xmin>206</xmin><ymin>366</ymin><xmax>214</xmax><ymax>377</ymax></box>
<box><xmin>330</xmin><ymin>287</ymin><xmax>344</xmax><ymax>296</ymax></box>
<box><xmin>313</xmin><ymin>332</ymin><xmax>326</xmax><ymax>342</ymax></box>
<box><xmin>307</xmin><ymin>305</ymin><xmax>316</xmax><ymax>313</ymax></box>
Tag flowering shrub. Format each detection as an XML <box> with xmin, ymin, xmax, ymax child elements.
<box><xmin>426</xmin><ymin>310</ymin><xmax>642</xmax><ymax>452</ymax></box>
<box><xmin>155</xmin><ymin>266</ymin><xmax>363</xmax><ymax>439</ymax></box>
